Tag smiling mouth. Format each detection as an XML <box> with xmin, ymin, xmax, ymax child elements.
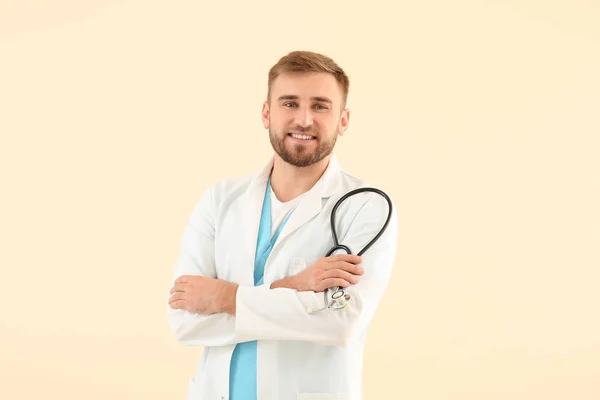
<box><xmin>288</xmin><ymin>133</ymin><xmax>316</xmax><ymax>140</ymax></box>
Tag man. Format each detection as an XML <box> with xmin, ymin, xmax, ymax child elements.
<box><xmin>167</xmin><ymin>50</ymin><xmax>398</xmax><ymax>400</ymax></box>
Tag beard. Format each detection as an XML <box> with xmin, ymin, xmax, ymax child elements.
<box><xmin>269</xmin><ymin>126</ymin><xmax>337</xmax><ymax>168</ymax></box>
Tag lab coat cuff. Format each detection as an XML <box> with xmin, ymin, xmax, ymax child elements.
<box><xmin>234</xmin><ymin>284</ymin><xmax>324</xmax><ymax>341</ymax></box>
<box><xmin>234</xmin><ymin>284</ymin><xmax>265</xmax><ymax>341</ymax></box>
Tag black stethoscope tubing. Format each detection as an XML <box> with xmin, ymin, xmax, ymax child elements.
<box><xmin>324</xmin><ymin>187</ymin><xmax>393</xmax><ymax>303</ymax></box>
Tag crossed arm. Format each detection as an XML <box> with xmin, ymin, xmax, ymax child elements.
<box><xmin>166</xmin><ymin>186</ymin><xmax>398</xmax><ymax>348</ymax></box>
<box><xmin>168</xmin><ymin>253</ymin><xmax>363</xmax><ymax>317</ymax></box>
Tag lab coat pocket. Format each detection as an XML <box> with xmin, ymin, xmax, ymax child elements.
<box><xmin>289</xmin><ymin>257</ymin><xmax>307</xmax><ymax>276</ymax></box>
<box><xmin>297</xmin><ymin>394</ymin><xmax>345</xmax><ymax>400</ymax></box>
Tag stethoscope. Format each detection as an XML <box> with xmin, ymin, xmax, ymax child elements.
<box><xmin>306</xmin><ymin>187</ymin><xmax>393</xmax><ymax>314</ymax></box>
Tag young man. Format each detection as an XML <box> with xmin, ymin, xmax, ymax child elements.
<box><xmin>167</xmin><ymin>50</ymin><xmax>398</xmax><ymax>400</ymax></box>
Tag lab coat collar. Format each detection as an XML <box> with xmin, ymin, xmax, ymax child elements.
<box><xmin>249</xmin><ymin>152</ymin><xmax>343</xmax><ymax>199</ymax></box>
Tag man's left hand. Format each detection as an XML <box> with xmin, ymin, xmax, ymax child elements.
<box><xmin>168</xmin><ymin>275</ymin><xmax>238</xmax><ymax>316</ymax></box>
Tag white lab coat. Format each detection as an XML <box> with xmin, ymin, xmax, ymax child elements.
<box><xmin>167</xmin><ymin>154</ymin><xmax>399</xmax><ymax>400</ymax></box>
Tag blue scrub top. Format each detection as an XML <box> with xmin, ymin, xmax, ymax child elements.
<box><xmin>229</xmin><ymin>177</ymin><xmax>296</xmax><ymax>400</ymax></box>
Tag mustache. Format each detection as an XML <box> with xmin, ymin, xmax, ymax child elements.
<box><xmin>288</xmin><ymin>125</ymin><xmax>315</xmax><ymax>134</ymax></box>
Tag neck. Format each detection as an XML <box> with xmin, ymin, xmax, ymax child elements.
<box><xmin>270</xmin><ymin>155</ymin><xmax>331</xmax><ymax>202</ymax></box>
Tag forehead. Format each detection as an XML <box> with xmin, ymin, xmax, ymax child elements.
<box><xmin>271</xmin><ymin>72</ymin><xmax>342</xmax><ymax>101</ymax></box>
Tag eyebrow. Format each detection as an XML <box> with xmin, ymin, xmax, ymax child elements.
<box><xmin>277</xmin><ymin>95</ymin><xmax>333</xmax><ymax>104</ymax></box>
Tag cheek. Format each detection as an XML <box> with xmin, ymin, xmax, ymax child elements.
<box><xmin>269</xmin><ymin>113</ymin><xmax>288</xmax><ymax>128</ymax></box>
<box><xmin>316</xmin><ymin>116</ymin><xmax>337</xmax><ymax>132</ymax></box>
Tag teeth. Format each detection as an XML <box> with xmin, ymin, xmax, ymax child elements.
<box><xmin>291</xmin><ymin>133</ymin><xmax>313</xmax><ymax>140</ymax></box>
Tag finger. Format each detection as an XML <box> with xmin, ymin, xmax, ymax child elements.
<box><xmin>320</xmin><ymin>278</ymin><xmax>352</xmax><ymax>291</ymax></box>
<box><xmin>327</xmin><ymin>253</ymin><xmax>363</xmax><ymax>264</ymax></box>
<box><xmin>327</xmin><ymin>261</ymin><xmax>364</xmax><ymax>275</ymax></box>
<box><xmin>324</xmin><ymin>269</ymin><xmax>358</xmax><ymax>284</ymax></box>
<box><xmin>168</xmin><ymin>292</ymin><xmax>184</xmax><ymax>304</ymax></box>
<box><xmin>343</xmin><ymin>261</ymin><xmax>364</xmax><ymax>275</ymax></box>
<box><xmin>174</xmin><ymin>276</ymin><xmax>189</xmax><ymax>284</ymax></box>
<box><xmin>169</xmin><ymin>299</ymin><xmax>186</xmax><ymax>309</ymax></box>
<box><xmin>169</xmin><ymin>282</ymin><xmax>187</xmax><ymax>294</ymax></box>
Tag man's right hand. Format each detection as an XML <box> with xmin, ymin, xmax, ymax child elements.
<box><xmin>270</xmin><ymin>254</ymin><xmax>364</xmax><ymax>292</ymax></box>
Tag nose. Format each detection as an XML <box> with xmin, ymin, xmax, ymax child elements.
<box><xmin>294</xmin><ymin>105</ymin><xmax>313</xmax><ymax>129</ymax></box>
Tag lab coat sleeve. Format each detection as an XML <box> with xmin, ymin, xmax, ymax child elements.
<box><xmin>166</xmin><ymin>185</ymin><xmax>240</xmax><ymax>347</ymax></box>
<box><xmin>234</xmin><ymin>193</ymin><xmax>399</xmax><ymax>347</ymax></box>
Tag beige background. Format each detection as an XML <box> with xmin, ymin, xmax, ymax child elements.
<box><xmin>1</xmin><ymin>0</ymin><xmax>599</xmax><ymax>399</ymax></box>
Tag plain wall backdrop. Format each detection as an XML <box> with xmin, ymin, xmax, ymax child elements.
<box><xmin>1</xmin><ymin>0</ymin><xmax>599</xmax><ymax>399</ymax></box>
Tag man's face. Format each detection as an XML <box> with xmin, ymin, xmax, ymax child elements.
<box><xmin>262</xmin><ymin>72</ymin><xmax>349</xmax><ymax>167</ymax></box>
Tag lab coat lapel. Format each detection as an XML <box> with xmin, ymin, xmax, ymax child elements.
<box><xmin>273</xmin><ymin>184</ymin><xmax>322</xmax><ymax>247</ymax></box>
<box><xmin>238</xmin><ymin>157</ymin><xmax>273</xmax><ymax>272</ymax></box>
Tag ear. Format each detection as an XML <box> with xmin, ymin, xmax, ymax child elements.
<box><xmin>337</xmin><ymin>108</ymin><xmax>350</xmax><ymax>137</ymax></box>
<box><xmin>261</xmin><ymin>101</ymin><xmax>270</xmax><ymax>129</ymax></box>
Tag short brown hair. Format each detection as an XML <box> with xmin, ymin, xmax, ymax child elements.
<box><xmin>267</xmin><ymin>50</ymin><xmax>350</xmax><ymax>110</ymax></box>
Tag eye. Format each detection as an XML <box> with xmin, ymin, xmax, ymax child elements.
<box><xmin>314</xmin><ymin>104</ymin><xmax>328</xmax><ymax>110</ymax></box>
<box><xmin>283</xmin><ymin>102</ymin><xmax>297</xmax><ymax>107</ymax></box>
